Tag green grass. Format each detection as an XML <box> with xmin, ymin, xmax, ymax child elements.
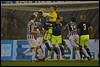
<box><xmin>1</xmin><ymin>60</ymin><xmax>99</xmax><ymax>66</ymax></box>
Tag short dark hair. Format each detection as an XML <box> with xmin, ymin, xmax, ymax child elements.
<box><xmin>30</xmin><ymin>15</ymin><xmax>36</xmax><ymax>20</ymax></box>
<box><xmin>38</xmin><ymin>11</ymin><xmax>43</xmax><ymax>15</ymax></box>
<box><xmin>71</xmin><ymin>17</ymin><xmax>76</xmax><ymax>22</ymax></box>
<box><xmin>38</xmin><ymin>11</ymin><xmax>42</xmax><ymax>14</ymax></box>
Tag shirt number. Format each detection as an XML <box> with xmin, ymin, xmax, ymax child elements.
<box><xmin>83</xmin><ymin>24</ymin><xmax>86</xmax><ymax>30</ymax></box>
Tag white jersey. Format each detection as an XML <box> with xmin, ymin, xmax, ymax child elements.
<box><xmin>27</xmin><ymin>20</ymin><xmax>37</xmax><ymax>34</ymax></box>
<box><xmin>68</xmin><ymin>21</ymin><xmax>78</xmax><ymax>35</ymax></box>
<box><xmin>64</xmin><ymin>21</ymin><xmax>78</xmax><ymax>36</ymax></box>
<box><xmin>27</xmin><ymin>20</ymin><xmax>41</xmax><ymax>48</ymax></box>
<box><xmin>64</xmin><ymin>21</ymin><xmax>79</xmax><ymax>47</ymax></box>
<box><xmin>69</xmin><ymin>22</ymin><xmax>79</xmax><ymax>47</ymax></box>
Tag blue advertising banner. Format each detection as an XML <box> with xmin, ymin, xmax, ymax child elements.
<box><xmin>1</xmin><ymin>40</ymin><xmax>13</xmax><ymax>60</ymax></box>
<box><xmin>1</xmin><ymin>39</ymin><xmax>99</xmax><ymax>60</ymax></box>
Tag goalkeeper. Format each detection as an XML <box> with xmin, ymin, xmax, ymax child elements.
<box><xmin>42</xmin><ymin>5</ymin><xmax>58</xmax><ymax>59</ymax></box>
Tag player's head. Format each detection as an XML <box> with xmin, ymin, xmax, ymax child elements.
<box><xmin>69</xmin><ymin>17</ymin><xmax>76</xmax><ymax>25</ymax></box>
<box><xmin>38</xmin><ymin>11</ymin><xmax>43</xmax><ymax>17</ymax></box>
<box><xmin>50</xmin><ymin>5</ymin><xmax>57</xmax><ymax>12</ymax></box>
<box><xmin>70</xmin><ymin>17</ymin><xmax>76</xmax><ymax>22</ymax></box>
<box><xmin>30</xmin><ymin>15</ymin><xmax>36</xmax><ymax>20</ymax></box>
<box><xmin>80</xmin><ymin>15</ymin><xmax>86</xmax><ymax>21</ymax></box>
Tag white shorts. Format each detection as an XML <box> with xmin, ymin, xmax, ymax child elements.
<box><xmin>36</xmin><ymin>37</ymin><xmax>43</xmax><ymax>46</ymax></box>
<box><xmin>69</xmin><ymin>34</ymin><xmax>79</xmax><ymax>47</ymax></box>
<box><xmin>27</xmin><ymin>34</ymin><xmax>43</xmax><ymax>48</ymax></box>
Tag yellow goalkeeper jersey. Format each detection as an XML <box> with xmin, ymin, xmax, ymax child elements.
<box><xmin>43</xmin><ymin>11</ymin><xmax>57</xmax><ymax>22</ymax></box>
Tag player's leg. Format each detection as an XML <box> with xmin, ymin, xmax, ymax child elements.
<box><xmin>47</xmin><ymin>28</ymin><xmax>52</xmax><ymax>49</ymax></box>
<box><xmin>43</xmin><ymin>31</ymin><xmax>51</xmax><ymax>58</ymax></box>
<box><xmin>75</xmin><ymin>48</ymin><xmax>80</xmax><ymax>60</ymax></box>
<box><xmin>79</xmin><ymin>45</ymin><xmax>83</xmax><ymax>59</ymax></box>
<box><xmin>57</xmin><ymin>35</ymin><xmax>65</xmax><ymax>58</ymax></box>
<box><xmin>84</xmin><ymin>46</ymin><xmax>92</xmax><ymax>58</ymax></box>
<box><xmin>59</xmin><ymin>45</ymin><xmax>64</xmax><ymax>58</ymax></box>
<box><xmin>35</xmin><ymin>37</ymin><xmax>45</xmax><ymax>60</ymax></box>
<box><xmin>80</xmin><ymin>35</ymin><xmax>90</xmax><ymax>60</ymax></box>
<box><xmin>46</xmin><ymin>29</ymin><xmax>53</xmax><ymax>59</ymax></box>
<box><xmin>26</xmin><ymin>35</ymin><xmax>37</xmax><ymax>60</ymax></box>
<box><xmin>35</xmin><ymin>46</ymin><xmax>45</xmax><ymax>61</ymax></box>
<box><xmin>74</xmin><ymin>35</ymin><xmax>80</xmax><ymax>60</ymax></box>
<box><xmin>69</xmin><ymin>35</ymin><xmax>78</xmax><ymax>59</ymax></box>
<box><xmin>23</xmin><ymin>48</ymin><xmax>30</xmax><ymax>55</ymax></box>
<box><xmin>23</xmin><ymin>34</ymin><xmax>33</xmax><ymax>55</ymax></box>
<box><xmin>69</xmin><ymin>35</ymin><xmax>74</xmax><ymax>46</ymax></box>
<box><xmin>43</xmin><ymin>29</ymin><xmax>52</xmax><ymax>52</ymax></box>
<box><xmin>31</xmin><ymin>47</ymin><xmax>36</xmax><ymax>61</ymax></box>
<box><xmin>31</xmin><ymin>37</ymin><xmax>38</xmax><ymax>61</ymax></box>
<box><xmin>51</xmin><ymin>35</ymin><xmax>60</xmax><ymax>60</ymax></box>
<box><xmin>72</xmin><ymin>39</ymin><xmax>79</xmax><ymax>60</ymax></box>
<box><xmin>84</xmin><ymin>35</ymin><xmax>92</xmax><ymax>58</ymax></box>
<box><xmin>79</xmin><ymin>35</ymin><xmax>87</xmax><ymax>59</ymax></box>
<box><xmin>28</xmin><ymin>35</ymin><xmax>42</xmax><ymax>61</ymax></box>
<box><xmin>43</xmin><ymin>40</ymin><xmax>53</xmax><ymax>59</ymax></box>
<box><xmin>23</xmin><ymin>37</ymin><xmax>31</xmax><ymax>55</ymax></box>
<box><xmin>79</xmin><ymin>35</ymin><xmax>84</xmax><ymax>59</ymax></box>
<box><xmin>47</xmin><ymin>40</ymin><xmax>54</xmax><ymax>59</ymax></box>
<box><xmin>85</xmin><ymin>46</ymin><xmax>92</xmax><ymax>58</ymax></box>
<box><xmin>62</xmin><ymin>39</ymin><xmax>67</xmax><ymax>55</ymax></box>
<box><xmin>44</xmin><ymin>40</ymin><xmax>52</xmax><ymax>51</ymax></box>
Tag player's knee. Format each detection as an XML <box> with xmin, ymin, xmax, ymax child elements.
<box><xmin>31</xmin><ymin>47</ymin><xmax>35</xmax><ymax>49</ymax></box>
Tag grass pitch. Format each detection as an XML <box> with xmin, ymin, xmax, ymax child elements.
<box><xmin>1</xmin><ymin>60</ymin><xmax>99</xmax><ymax>66</ymax></box>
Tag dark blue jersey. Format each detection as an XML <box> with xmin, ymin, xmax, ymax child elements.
<box><xmin>52</xmin><ymin>23</ymin><xmax>62</xmax><ymax>36</ymax></box>
<box><xmin>77</xmin><ymin>20</ymin><xmax>90</xmax><ymax>35</ymax></box>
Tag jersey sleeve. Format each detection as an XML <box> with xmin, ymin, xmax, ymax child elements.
<box><xmin>43</xmin><ymin>13</ymin><xmax>49</xmax><ymax>17</ymax></box>
<box><xmin>49</xmin><ymin>12</ymin><xmax>57</xmax><ymax>19</ymax></box>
